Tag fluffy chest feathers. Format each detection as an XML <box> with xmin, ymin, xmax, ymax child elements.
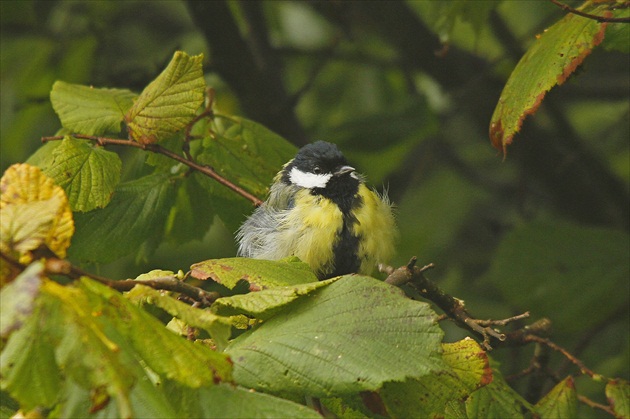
<box><xmin>239</xmin><ymin>184</ymin><xmax>395</xmax><ymax>279</ymax></box>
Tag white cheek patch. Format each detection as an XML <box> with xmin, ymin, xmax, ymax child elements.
<box><xmin>289</xmin><ymin>167</ymin><xmax>332</xmax><ymax>188</ymax></box>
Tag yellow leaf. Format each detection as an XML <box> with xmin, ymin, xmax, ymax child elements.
<box><xmin>0</xmin><ymin>164</ymin><xmax>74</xmax><ymax>260</ymax></box>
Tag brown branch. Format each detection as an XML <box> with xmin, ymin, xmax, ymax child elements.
<box><xmin>384</xmin><ymin>257</ymin><xmax>536</xmax><ymax>350</ymax></box>
<box><xmin>577</xmin><ymin>394</ymin><xmax>616</xmax><ymax>417</ymax></box>
<box><xmin>549</xmin><ymin>0</ymin><xmax>630</xmax><ymax>23</ymax></box>
<box><xmin>41</xmin><ymin>134</ymin><xmax>263</xmax><ymax>206</ymax></box>
<box><xmin>42</xmin><ymin>254</ymin><xmax>220</xmax><ymax>308</ymax></box>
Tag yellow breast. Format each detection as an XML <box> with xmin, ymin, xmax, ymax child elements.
<box><xmin>352</xmin><ymin>184</ymin><xmax>397</xmax><ymax>275</ymax></box>
<box><xmin>279</xmin><ymin>190</ymin><xmax>344</xmax><ymax>277</ymax></box>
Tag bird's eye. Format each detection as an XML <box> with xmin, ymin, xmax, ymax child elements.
<box><xmin>313</xmin><ymin>166</ymin><xmax>322</xmax><ymax>174</ymax></box>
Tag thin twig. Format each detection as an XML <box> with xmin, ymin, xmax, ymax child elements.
<box><xmin>3</xmin><ymin>247</ymin><xmax>221</xmax><ymax>308</ymax></box>
<box><xmin>41</xmin><ymin>134</ymin><xmax>263</xmax><ymax>206</ymax></box>
<box><xmin>42</xmin><ymin>256</ymin><xmax>220</xmax><ymax>308</ymax></box>
<box><xmin>523</xmin><ymin>335</ymin><xmax>604</xmax><ymax>381</ymax></box>
<box><xmin>548</xmin><ymin>0</ymin><xmax>630</xmax><ymax>23</ymax></box>
<box><xmin>577</xmin><ymin>394</ymin><xmax>616</xmax><ymax>417</ymax></box>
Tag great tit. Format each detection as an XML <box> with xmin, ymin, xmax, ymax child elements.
<box><xmin>237</xmin><ymin>141</ymin><xmax>397</xmax><ymax>280</ymax></box>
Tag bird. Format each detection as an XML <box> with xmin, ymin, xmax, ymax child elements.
<box><xmin>236</xmin><ymin>141</ymin><xmax>397</xmax><ymax>280</ymax></box>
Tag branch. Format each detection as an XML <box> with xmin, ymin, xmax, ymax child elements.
<box><xmin>41</xmin><ymin>134</ymin><xmax>263</xmax><ymax>206</ymax></box>
<box><xmin>384</xmin><ymin>257</ymin><xmax>538</xmax><ymax>350</ymax></box>
<box><xmin>577</xmin><ymin>394</ymin><xmax>616</xmax><ymax>417</ymax></box>
<box><xmin>41</xmin><ymin>253</ymin><xmax>221</xmax><ymax>308</ymax></box>
<box><xmin>523</xmin><ymin>334</ymin><xmax>605</xmax><ymax>381</ymax></box>
<box><xmin>548</xmin><ymin>0</ymin><xmax>630</xmax><ymax>23</ymax></box>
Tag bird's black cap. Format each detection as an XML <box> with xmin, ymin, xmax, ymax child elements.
<box><xmin>282</xmin><ymin>141</ymin><xmax>349</xmax><ymax>181</ymax></box>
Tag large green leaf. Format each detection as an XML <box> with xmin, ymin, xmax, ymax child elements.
<box><xmin>381</xmin><ymin>338</ymin><xmax>492</xmax><ymax>418</ymax></box>
<box><xmin>482</xmin><ymin>219</ymin><xmax>629</xmax><ymax>334</ymax></box>
<box><xmin>489</xmin><ymin>3</ymin><xmax>617</xmax><ymax>152</ymax></box>
<box><xmin>225</xmin><ymin>275</ymin><xmax>444</xmax><ymax>397</ymax></box>
<box><xmin>606</xmin><ymin>379</ymin><xmax>630</xmax><ymax>419</ymax></box>
<box><xmin>38</xmin><ymin>137</ymin><xmax>121</xmax><ymax>211</ymax></box>
<box><xmin>1</xmin><ymin>277</ymin><xmax>233</xmax><ymax>417</ymax></box>
<box><xmin>535</xmin><ymin>376</ymin><xmax>577</xmax><ymax>419</ymax></box>
<box><xmin>190</xmin><ymin>257</ymin><xmax>318</xmax><ymax>290</ymax></box>
<box><xmin>50</xmin><ymin>81</ymin><xmax>136</xmax><ymax>135</ymax></box>
<box><xmin>69</xmin><ymin>172</ymin><xmax>177</xmax><ymax>262</ymax></box>
<box><xmin>125</xmin><ymin>51</ymin><xmax>205</xmax><ymax>144</ymax></box>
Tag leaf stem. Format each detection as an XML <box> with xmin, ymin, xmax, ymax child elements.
<box><xmin>548</xmin><ymin>0</ymin><xmax>630</xmax><ymax>23</ymax></box>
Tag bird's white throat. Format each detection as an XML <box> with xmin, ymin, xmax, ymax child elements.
<box><xmin>289</xmin><ymin>167</ymin><xmax>332</xmax><ymax>188</ymax></box>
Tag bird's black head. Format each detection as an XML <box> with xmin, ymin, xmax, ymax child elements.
<box><xmin>281</xmin><ymin>141</ymin><xmax>361</xmax><ymax>208</ymax></box>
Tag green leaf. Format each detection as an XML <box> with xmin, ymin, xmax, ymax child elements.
<box><xmin>489</xmin><ymin>3</ymin><xmax>610</xmax><ymax>152</ymax></box>
<box><xmin>225</xmin><ymin>275</ymin><xmax>444</xmax><ymax>397</ymax></box>
<box><xmin>197</xmin><ymin>384</ymin><xmax>321</xmax><ymax>418</ymax></box>
<box><xmin>199</xmin><ymin>116</ymin><xmax>297</xmax><ymax>200</ymax></box>
<box><xmin>0</xmin><ymin>262</ymin><xmax>44</xmax><ymax>338</ymax></box>
<box><xmin>69</xmin><ymin>172</ymin><xmax>177</xmax><ymax>263</ymax></box>
<box><xmin>125</xmin><ymin>51</ymin><xmax>205</xmax><ymax>144</ymax></box>
<box><xmin>190</xmin><ymin>257</ymin><xmax>318</xmax><ymax>290</ymax></box>
<box><xmin>50</xmin><ymin>81</ymin><xmax>136</xmax><ymax>135</ymax></box>
<box><xmin>606</xmin><ymin>379</ymin><xmax>630</xmax><ymax>419</ymax></box>
<box><xmin>52</xmin><ymin>376</ymin><xmax>178</xmax><ymax>419</ymax></box>
<box><xmin>602</xmin><ymin>8</ymin><xmax>630</xmax><ymax>53</ymax></box>
<box><xmin>410</xmin><ymin>0</ymin><xmax>500</xmax><ymax>42</ymax></box>
<box><xmin>0</xmin><ymin>304</ymin><xmax>63</xmax><ymax>411</ymax></box>
<box><xmin>482</xmin><ymin>219</ymin><xmax>629</xmax><ymax>334</ymax></box>
<box><xmin>77</xmin><ymin>278</ymin><xmax>232</xmax><ymax>387</ymax></box>
<box><xmin>195</xmin><ymin>116</ymin><xmax>297</xmax><ymax>230</ymax></box>
<box><xmin>38</xmin><ymin>137</ymin><xmax>121</xmax><ymax>211</ymax></box>
<box><xmin>465</xmin><ymin>366</ymin><xmax>532</xmax><ymax>418</ymax></box>
<box><xmin>442</xmin><ymin>338</ymin><xmax>493</xmax><ymax>390</ymax></box>
<box><xmin>381</xmin><ymin>338</ymin><xmax>492</xmax><ymax>418</ymax></box>
<box><xmin>163</xmin><ymin>175</ymin><xmax>216</xmax><ymax>243</ymax></box>
<box><xmin>125</xmin><ymin>284</ymin><xmax>232</xmax><ymax>351</ymax></box>
<box><xmin>212</xmin><ymin>277</ymin><xmax>339</xmax><ymax>320</ymax></box>
<box><xmin>535</xmin><ymin>376</ymin><xmax>577</xmax><ymax>419</ymax></box>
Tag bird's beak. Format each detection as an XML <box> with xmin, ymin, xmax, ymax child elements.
<box><xmin>334</xmin><ymin>165</ymin><xmax>355</xmax><ymax>176</ymax></box>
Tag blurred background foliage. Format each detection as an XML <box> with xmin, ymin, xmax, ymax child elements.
<box><xmin>1</xmin><ymin>0</ymin><xmax>628</xmax><ymax>414</ymax></box>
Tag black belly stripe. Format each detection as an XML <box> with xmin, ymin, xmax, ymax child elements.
<box><xmin>329</xmin><ymin>194</ymin><xmax>363</xmax><ymax>278</ymax></box>
<box><xmin>312</xmin><ymin>177</ymin><xmax>363</xmax><ymax>279</ymax></box>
